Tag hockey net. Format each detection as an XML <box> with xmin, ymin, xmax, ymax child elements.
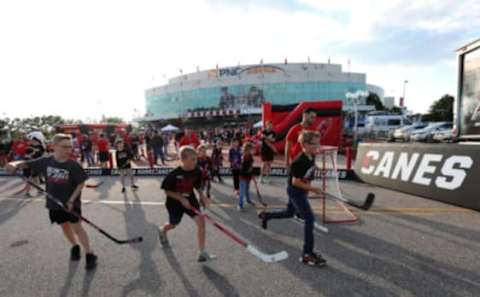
<box><xmin>310</xmin><ymin>146</ymin><xmax>358</xmax><ymax>224</ymax></box>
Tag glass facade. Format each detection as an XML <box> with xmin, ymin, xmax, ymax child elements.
<box><xmin>146</xmin><ymin>81</ymin><xmax>366</xmax><ymax>119</ymax></box>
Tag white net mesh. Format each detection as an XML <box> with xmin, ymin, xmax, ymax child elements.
<box><xmin>310</xmin><ymin>146</ymin><xmax>358</xmax><ymax>224</ymax></box>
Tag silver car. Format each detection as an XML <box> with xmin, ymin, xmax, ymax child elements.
<box><xmin>392</xmin><ymin>123</ymin><xmax>429</xmax><ymax>142</ymax></box>
<box><xmin>432</xmin><ymin>129</ymin><xmax>454</xmax><ymax>143</ymax></box>
<box><xmin>410</xmin><ymin>122</ymin><xmax>453</xmax><ymax>142</ymax></box>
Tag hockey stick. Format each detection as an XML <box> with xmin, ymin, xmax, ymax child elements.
<box><xmin>321</xmin><ymin>191</ymin><xmax>375</xmax><ymax>211</ymax></box>
<box><xmin>191</xmin><ymin>207</ymin><xmax>288</xmax><ymax>263</ymax></box>
<box><xmin>22</xmin><ymin>177</ymin><xmax>143</xmax><ymax>244</ymax></box>
<box><xmin>251</xmin><ymin>177</ymin><xmax>267</xmax><ymax>207</ymax></box>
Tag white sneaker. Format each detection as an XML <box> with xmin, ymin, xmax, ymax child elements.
<box><xmin>198</xmin><ymin>251</ymin><xmax>216</xmax><ymax>262</ymax></box>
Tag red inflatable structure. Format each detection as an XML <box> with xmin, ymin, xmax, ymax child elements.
<box><xmin>262</xmin><ymin>100</ymin><xmax>343</xmax><ymax>153</ymax></box>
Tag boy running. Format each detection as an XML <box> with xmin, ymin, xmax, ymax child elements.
<box><xmin>5</xmin><ymin>134</ymin><xmax>98</xmax><ymax>270</ymax></box>
<box><xmin>115</xmin><ymin>139</ymin><xmax>139</xmax><ymax>193</ymax></box>
<box><xmin>258</xmin><ymin>131</ymin><xmax>327</xmax><ymax>267</ymax></box>
<box><xmin>158</xmin><ymin>146</ymin><xmax>213</xmax><ymax>262</ymax></box>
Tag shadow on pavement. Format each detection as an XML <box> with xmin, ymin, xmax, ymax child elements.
<box><xmin>201</xmin><ymin>266</ymin><xmax>239</xmax><ymax>297</ymax></box>
<box><xmin>121</xmin><ymin>191</ymin><xmax>163</xmax><ymax>297</ymax></box>
<box><xmin>58</xmin><ymin>261</ymin><xmax>80</xmax><ymax>297</ymax></box>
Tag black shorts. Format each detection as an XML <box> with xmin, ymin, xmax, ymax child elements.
<box><xmin>49</xmin><ymin>207</ymin><xmax>81</xmax><ymax>224</ymax></box>
<box><xmin>261</xmin><ymin>149</ymin><xmax>274</xmax><ymax>162</ymax></box>
<box><xmin>99</xmin><ymin>151</ymin><xmax>109</xmax><ymax>162</ymax></box>
<box><xmin>166</xmin><ymin>196</ymin><xmax>200</xmax><ymax>225</ymax></box>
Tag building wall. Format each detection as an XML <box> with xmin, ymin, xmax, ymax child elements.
<box><xmin>382</xmin><ymin>96</ymin><xmax>395</xmax><ymax>109</ymax></box>
<box><xmin>145</xmin><ymin>63</ymin><xmax>382</xmax><ymax>119</ymax></box>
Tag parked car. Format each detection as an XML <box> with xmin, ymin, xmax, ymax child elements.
<box><xmin>391</xmin><ymin>122</ymin><xmax>429</xmax><ymax>142</ymax></box>
<box><xmin>410</xmin><ymin>122</ymin><xmax>453</xmax><ymax>142</ymax></box>
<box><xmin>365</xmin><ymin>115</ymin><xmax>412</xmax><ymax>138</ymax></box>
<box><xmin>432</xmin><ymin>129</ymin><xmax>454</xmax><ymax>143</ymax></box>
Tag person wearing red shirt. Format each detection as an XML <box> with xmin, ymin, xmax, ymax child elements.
<box><xmin>96</xmin><ymin>134</ymin><xmax>110</xmax><ymax>168</ymax></box>
<box><xmin>11</xmin><ymin>134</ymin><xmax>29</xmax><ymax>160</ymax></box>
<box><xmin>285</xmin><ymin>108</ymin><xmax>318</xmax><ymax>168</ymax></box>
<box><xmin>179</xmin><ymin>129</ymin><xmax>200</xmax><ymax>148</ymax></box>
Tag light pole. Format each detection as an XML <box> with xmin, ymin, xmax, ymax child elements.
<box><xmin>402</xmin><ymin>80</ymin><xmax>408</xmax><ymax>113</ymax></box>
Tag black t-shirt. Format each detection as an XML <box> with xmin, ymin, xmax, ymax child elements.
<box><xmin>161</xmin><ymin>166</ymin><xmax>202</xmax><ymax>202</ymax></box>
<box><xmin>27</xmin><ymin>156</ymin><xmax>88</xmax><ymax>210</ymax></box>
<box><xmin>288</xmin><ymin>153</ymin><xmax>316</xmax><ymax>193</ymax></box>
<box><xmin>240</xmin><ymin>154</ymin><xmax>254</xmax><ymax>179</ymax></box>
<box><xmin>261</xmin><ymin>129</ymin><xmax>276</xmax><ymax>153</ymax></box>
<box><xmin>116</xmin><ymin>148</ymin><xmax>133</xmax><ymax>169</ymax></box>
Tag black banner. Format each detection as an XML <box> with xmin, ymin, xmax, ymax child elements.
<box><xmin>354</xmin><ymin>143</ymin><xmax>480</xmax><ymax>210</ymax></box>
<box><xmin>0</xmin><ymin>167</ymin><xmax>358</xmax><ymax>180</ymax></box>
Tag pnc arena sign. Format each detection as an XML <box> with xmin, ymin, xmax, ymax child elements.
<box><xmin>354</xmin><ymin>143</ymin><xmax>480</xmax><ymax>210</ymax></box>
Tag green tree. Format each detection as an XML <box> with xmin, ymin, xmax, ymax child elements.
<box><xmin>425</xmin><ymin>94</ymin><xmax>454</xmax><ymax>122</ymax></box>
<box><xmin>104</xmin><ymin>117</ymin><xmax>124</xmax><ymax>124</ymax></box>
<box><xmin>388</xmin><ymin>106</ymin><xmax>402</xmax><ymax>114</ymax></box>
<box><xmin>365</xmin><ymin>92</ymin><xmax>385</xmax><ymax>110</ymax></box>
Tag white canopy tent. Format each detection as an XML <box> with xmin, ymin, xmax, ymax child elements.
<box><xmin>253</xmin><ymin>121</ymin><xmax>263</xmax><ymax>128</ymax></box>
<box><xmin>160</xmin><ymin>124</ymin><xmax>180</xmax><ymax>132</ymax></box>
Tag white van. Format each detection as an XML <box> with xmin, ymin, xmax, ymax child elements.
<box><xmin>365</xmin><ymin>115</ymin><xmax>412</xmax><ymax>138</ymax></box>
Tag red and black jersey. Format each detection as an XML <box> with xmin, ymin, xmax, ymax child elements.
<box><xmin>161</xmin><ymin>166</ymin><xmax>202</xmax><ymax>201</ymax></box>
<box><xmin>197</xmin><ymin>156</ymin><xmax>213</xmax><ymax>180</ymax></box>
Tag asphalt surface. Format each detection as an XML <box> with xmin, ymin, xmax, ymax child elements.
<box><xmin>1</xmin><ymin>176</ymin><xmax>480</xmax><ymax>297</ymax></box>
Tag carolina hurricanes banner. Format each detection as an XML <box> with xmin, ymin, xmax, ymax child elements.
<box><xmin>354</xmin><ymin>143</ymin><xmax>480</xmax><ymax>210</ymax></box>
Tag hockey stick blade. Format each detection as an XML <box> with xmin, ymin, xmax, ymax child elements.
<box><xmin>324</xmin><ymin>191</ymin><xmax>375</xmax><ymax>211</ymax></box>
<box><xmin>246</xmin><ymin>245</ymin><xmax>289</xmax><ymax>263</ymax></box>
<box><xmin>195</xmin><ymin>209</ymin><xmax>288</xmax><ymax>263</ymax></box>
<box><xmin>360</xmin><ymin>192</ymin><xmax>375</xmax><ymax>210</ymax></box>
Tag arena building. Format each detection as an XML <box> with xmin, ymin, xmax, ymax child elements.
<box><xmin>144</xmin><ymin>62</ymin><xmax>384</xmax><ymax>122</ymax></box>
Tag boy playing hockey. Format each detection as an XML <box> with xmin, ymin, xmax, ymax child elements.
<box><xmin>258</xmin><ymin>131</ymin><xmax>327</xmax><ymax>267</ymax></box>
<box><xmin>158</xmin><ymin>146</ymin><xmax>214</xmax><ymax>262</ymax></box>
<box><xmin>5</xmin><ymin>134</ymin><xmax>98</xmax><ymax>270</ymax></box>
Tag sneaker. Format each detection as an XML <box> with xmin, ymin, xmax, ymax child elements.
<box><xmin>198</xmin><ymin>251</ymin><xmax>216</xmax><ymax>262</ymax></box>
<box><xmin>121</xmin><ymin>187</ymin><xmax>126</xmax><ymax>193</ymax></box>
<box><xmin>258</xmin><ymin>211</ymin><xmax>268</xmax><ymax>229</ymax></box>
<box><xmin>236</xmin><ymin>205</ymin><xmax>245</xmax><ymax>212</ymax></box>
<box><xmin>299</xmin><ymin>253</ymin><xmax>327</xmax><ymax>267</ymax></box>
<box><xmin>158</xmin><ymin>227</ymin><xmax>169</xmax><ymax>246</ymax></box>
<box><xmin>246</xmin><ymin>200</ymin><xmax>256</xmax><ymax>207</ymax></box>
<box><xmin>85</xmin><ymin>253</ymin><xmax>98</xmax><ymax>270</ymax></box>
<box><xmin>70</xmin><ymin>245</ymin><xmax>81</xmax><ymax>261</ymax></box>
<box><xmin>131</xmin><ymin>184</ymin><xmax>139</xmax><ymax>191</ymax></box>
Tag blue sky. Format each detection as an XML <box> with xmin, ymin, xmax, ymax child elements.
<box><xmin>0</xmin><ymin>0</ymin><xmax>478</xmax><ymax>120</ymax></box>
